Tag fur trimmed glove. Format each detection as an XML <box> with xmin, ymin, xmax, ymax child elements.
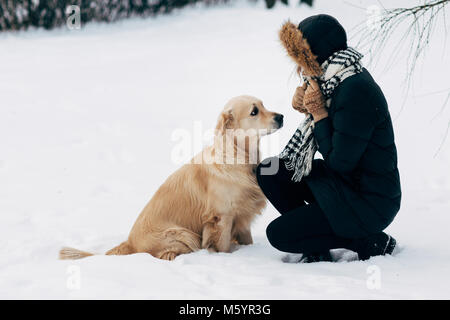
<box><xmin>304</xmin><ymin>80</ymin><xmax>328</xmax><ymax>122</ymax></box>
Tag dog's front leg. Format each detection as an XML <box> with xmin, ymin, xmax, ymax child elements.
<box><xmin>201</xmin><ymin>223</ymin><xmax>216</xmax><ymax>251</ymax></box>
<box><xmin>202</xmin><ymin>215</ymin><xmax>233</xmax><ymax>253</ymax></box>
<box><xmin>214</xmin><ymin>215</ymin><xmax>233</xmax><ymax>252</ymax></box>
<box><xmin>235</xmin><ymin>228</ymin><xmax>253</xmax><ymax>245</ymax></box>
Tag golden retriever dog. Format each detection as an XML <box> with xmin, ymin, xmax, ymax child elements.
<box><xmin>59</xmin><ymin>95</ymin><xmax>283</xmax><ymax>261</ymax></box>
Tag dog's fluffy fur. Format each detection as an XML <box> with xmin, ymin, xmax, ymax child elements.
<box><xmin>59</xmin><ymin>95</ymin><xmax>283</xmax><ymax>261</ymax></box>
<box><xmin>279</xmin><ymin>21</ymin><xmax>322</xmax><ymax>77</ymax></box>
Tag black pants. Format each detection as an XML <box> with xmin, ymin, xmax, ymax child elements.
<box><xmin>257</xmin><ymin>157</ymin><xmax>354</xmax><ymax>254</ymax></box>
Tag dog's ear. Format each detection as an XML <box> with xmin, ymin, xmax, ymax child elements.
<box><xmin>215</xmin><ymin>109</ymin><xmax>234</xmax><ymax>135</ymax></box>
<box><xmin>279</xmin><ymin>21</ymin><xmax>322</xmax><ymax>77</ymax></box>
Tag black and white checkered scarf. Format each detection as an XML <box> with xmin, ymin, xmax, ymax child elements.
<box><xmin>279</xmin><ymin>47</ymin><xmax>363</xmax><ymax>182</ymax></box>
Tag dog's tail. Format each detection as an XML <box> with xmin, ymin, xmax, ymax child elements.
<box><xmin>59</xmin><ymin>241</ymin><xmax>135</xmax><ymax>260</ymax></box>
<box><xmin>59</xmin><ymin>247</ymin><xmax>94</xmax><ymax>260</ymax></box>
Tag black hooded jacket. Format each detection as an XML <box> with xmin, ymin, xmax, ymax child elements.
<box><xmin>304</xmin><ymin>68</ymin><xmax>401</xmax><ymax>238</ymax></box>
<box><xmin>296</xmin><ymin>15</ymin><xmax>401</xmax><ymax>237</ymax></box>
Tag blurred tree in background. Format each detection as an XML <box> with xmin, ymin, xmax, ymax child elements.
<box><xmin>0</xmin><ymin>0</ymin><xmax>222</xmax><ymax>31</ymax></box>
<box><xmin>264</xmin><ymin>0</ymin><xmax>312</xmax><ymax>9</ymax></box>
<box><xmin>0</xmin><ymin>0</ymin><xmax>314</xmax><ymax>31</ymax></box>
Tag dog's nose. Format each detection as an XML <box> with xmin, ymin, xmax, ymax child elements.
<box><xmin>274</xmin><ymin>113</ymin><xmax>284</xmax><ymax>127</ymax></box>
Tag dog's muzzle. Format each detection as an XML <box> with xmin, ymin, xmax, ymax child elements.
<box><xmin>273</xmin><ymin>113</ymin><xmax>284</xmax><ymax>129</ymax></box>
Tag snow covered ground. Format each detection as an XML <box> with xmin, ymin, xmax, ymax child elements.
<box><xmin>1</xmin><ymin>0</ymin><xmax>449</xmax><ymax>299</ymax></box>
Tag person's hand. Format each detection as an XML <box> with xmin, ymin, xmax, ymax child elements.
<box><xmin>303</xmin><ymin>80</ymin><xmax>328</xmax><ymax>122</ymax></box>
<box><xmin>292</xmin><ymin>83</ymin><xmax>308</xmax><ymax>114</ymax></box>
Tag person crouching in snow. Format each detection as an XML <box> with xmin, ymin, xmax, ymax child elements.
<box><xmin>257</xmin><ymin>14</ymin><xmax>401</xmax><ymax>262</ymax></box>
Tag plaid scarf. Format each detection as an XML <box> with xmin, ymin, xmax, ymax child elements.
<box><xmin>279</xmin><ymin>47</ymin><xmax>363</xmax><ymax>182</ymax></box>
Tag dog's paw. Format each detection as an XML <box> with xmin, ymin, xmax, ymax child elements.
<box><xmin>159</xmin><ymin>251</ymin><xmax>177</xmax><ymax>261</ymax></box>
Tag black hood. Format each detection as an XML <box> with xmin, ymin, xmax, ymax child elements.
<box><xmin>297</xmin><ymin>14</ymin><xmax>347</xmax><ymax>65</ymax></box>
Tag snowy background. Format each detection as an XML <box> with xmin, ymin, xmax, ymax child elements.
<box><xmin>1</xmin><ymin>0</ymin><xmax>449</xmax><ymax>299</ymax></box>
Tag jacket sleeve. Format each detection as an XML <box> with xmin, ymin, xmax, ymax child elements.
<box><xmin>313</xmin><ymin>88</ymin><xmax>378</xmax><ymax>174</ymax></box>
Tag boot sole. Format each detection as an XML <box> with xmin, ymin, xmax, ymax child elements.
<box><xmin>383</xmin><ymin>235</ymin><xmax>397</xmax><ymax>256</ymax></box>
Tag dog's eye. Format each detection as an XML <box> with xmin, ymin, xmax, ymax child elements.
<box><xmin>250</xmin><ymin>106</ymin><xmax>259</xmax><ymax>116</ymax></box>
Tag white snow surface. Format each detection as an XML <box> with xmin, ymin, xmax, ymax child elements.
<box><xmin>1</xmin><ymin>0</ymin><xmax>450</xmax><ymax>299</ymax></box>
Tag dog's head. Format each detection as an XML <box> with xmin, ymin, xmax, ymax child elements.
<box><xmin>215</xmin><ymin>95</ymin><xmax>283</xmax><ymax>136</ymax></box>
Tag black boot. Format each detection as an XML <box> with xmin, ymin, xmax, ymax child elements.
<box><xmin>353</xmin><ymin>232</ymin><xmax>397</xmax><ymax>261</ymax></box>
<box><xmin>299</xmin><ymin>251</ymin><xmax>333</xmax><ymax>263</ymax></box>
